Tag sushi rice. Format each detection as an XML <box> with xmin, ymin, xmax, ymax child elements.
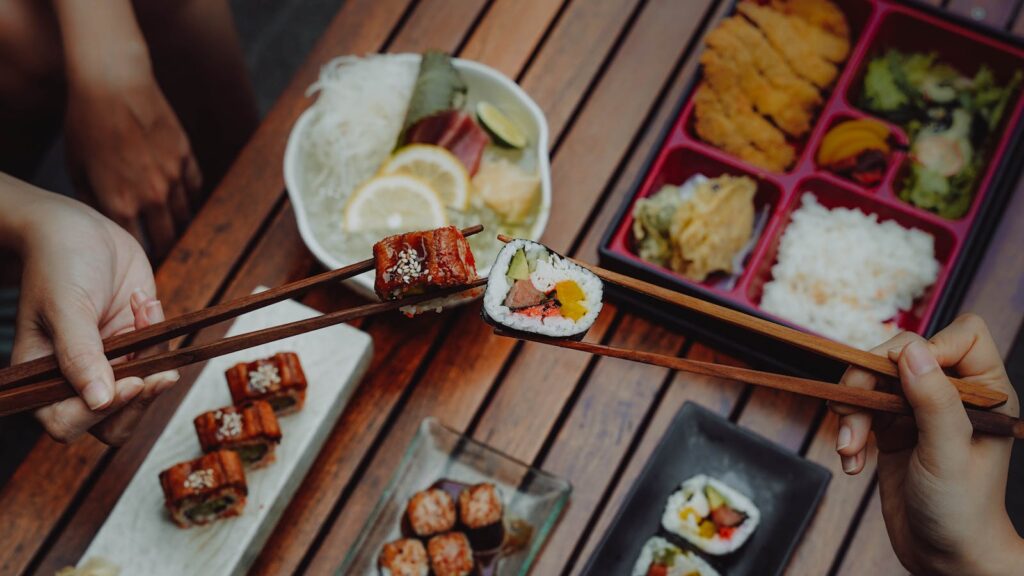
<box><xmin>631</xmin><ymin>536</ymin><xmax>719</xmax><ymax>576</ymax></box>
<box><xmin>661</xmin><ymin>475</ymin><xmax>760</xmax><ymax>555</ymax></box>
<box><xmin>483</xmin><ymin>239</ymin><xmax>602</xmax><ymax>338</ymax></box>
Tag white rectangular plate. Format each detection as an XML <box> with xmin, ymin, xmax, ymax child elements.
<box><xmin>81</xmin><ymin>290</ymin><xmax>373</xmax><ymax>575</ymax></box>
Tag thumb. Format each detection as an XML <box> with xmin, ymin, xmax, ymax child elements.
<box><xmin>46</xmin><ymin>303</ymin><xmax>115</xmax><ymax>411</ymax></box>
<box><xmin>898</xmin><ymin>339</ymin><xmax>972</xmax><ymax>473</ymax></box>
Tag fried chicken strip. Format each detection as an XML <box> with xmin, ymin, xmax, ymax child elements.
<box><xmin>693</xmin><ymin>83</ymin><xmax>794</xmax><ymax>172</ymax></box>
<box><xmin>771</xmin><ymin>0</ymin><xmax>849</xmax><ymax>39</ymax></box>
<box><xmin>714</xmin><ymin>17</ymin><xmax>821</xmax><ymax>109</ymax></box>
<box><xmin>704</xmin><ymin>21</ymin><xmax>816</xmax><ymax>137</ymax></box>
<box><xmin>737</xmin><ymin>2</ymin><xmax>839</xmax><ymax>88</ymax></box>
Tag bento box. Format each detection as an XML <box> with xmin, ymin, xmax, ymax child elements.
<box><xmin>599</xmin><ymin>0</ymin><xmax>1024</xmax><ymax>376</ymax></box>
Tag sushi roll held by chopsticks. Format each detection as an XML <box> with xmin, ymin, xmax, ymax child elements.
<box><xmin>483</xmin><ymin>239</ymin><xmax>602</xmax><ymax>339</ymax></box>
<box><xmin>661</xmin><ymin>475</ymin><xmax>760</xmax><ymax>555</ymax></box>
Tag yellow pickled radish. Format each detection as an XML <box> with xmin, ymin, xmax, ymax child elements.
<box><xmin>555</xmin><ymin>280</ymin><xmax>587</xmax><ymax>322</ymax></box>
<box><xmin>698</xmin><ymin>519</ymin><xmax>717</xmax><ymax>539</ymax></box>
<box><xmin>679</xmin><ymin>507</ymin><xmax>698</xmax><ymax>522</ymax></box>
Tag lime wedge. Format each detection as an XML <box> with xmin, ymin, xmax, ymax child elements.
<box><xmin>476</xmin><ymin>101</ymin><xmax>527</xmax><ymax>149</ymax></box>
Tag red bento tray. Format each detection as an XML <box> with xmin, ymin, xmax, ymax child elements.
<box><xmin>599</xmin><ymin>0</ymin><xmax>1024</xmax><ymax>370</ymax></box>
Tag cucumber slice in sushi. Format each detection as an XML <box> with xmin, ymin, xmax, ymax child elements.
<box><xmin>477</xmin><ymin>101</ymin><xmax>527</xmax><ymax>149</ymax></box>
<box><xmin>631</xmin><ymin>536</ymin><xmax>720</xmax><ymax>576</ymax></box>
<box><xmin>482</xmin><ymin>239</ymin><xmax>603</xmax><ymax>340</ymax></box>
<box><xmin>661</xmin><ymin>474</ymin><xmax>760</xmax><ymax>555</ymax></box>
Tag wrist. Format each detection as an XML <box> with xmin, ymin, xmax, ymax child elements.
<box><xmin>964</xmin><ymin>526</ymin><xmax>1024</xmax><ymax>576</ymax></box>
<box><xmin>53</xmin><ymin>0</ymin><xmax>153</xmax><ymax>90</ymax></box>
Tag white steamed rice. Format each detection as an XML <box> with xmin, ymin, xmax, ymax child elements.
<box><xmin>483</xmin><ymin>239</ymin><xmax>602</xmax><ymax>338</ymax></box>
<box><xmin>760</xmin><ymin>193</ymin><xmax>940</xmax><ymax>351</ymax></box>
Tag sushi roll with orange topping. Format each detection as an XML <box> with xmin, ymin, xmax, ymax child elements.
<box><xmin>483</xmin><ymin>239</ymin><xmax>602</xmax><ymax>339</ymax></box>
<box><xmin>457</xmin><ymin>482</ymin><xmax>504</xmax><ymax>551</ymax></box>
<box><xmin>426</xmin><ymin>532</ymin><xmax>475</xmax><ymax>576</ymax></box>
<box><xmin>378</xmin><ymin>538</ymin><xmax>429</xmax><ymax>576</ymax></box>
<box><xmin>404</xmin><ymin>488</ymin><xmax>457</xmax><ymax>538</ymax></box>
<box><xmin>193</xmin><ymin>401</ymin><xmax>282</xmax><ymax>468</ymax></box>
<box><xmin>225</xmin><ymin>352</ymin><xmax>307</xmax><ymax>414</ymax></box>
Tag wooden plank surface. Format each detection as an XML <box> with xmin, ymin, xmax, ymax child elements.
<box><xmin>8</xmin><ymin>1</ymin><xmax>1024</xmax><ymax>575</ymax></box>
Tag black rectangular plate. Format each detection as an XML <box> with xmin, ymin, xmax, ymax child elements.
<box><xmin>580</xmin><ymin>402</ymin><xmax>831</xmax><ymax>576</ymax></box>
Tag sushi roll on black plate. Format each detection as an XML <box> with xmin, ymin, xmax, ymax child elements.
<box><xmin>457</xmin><ymin>482</ymin><xmax>505</xmax><ymax>551</ymax></box>
<box><xmin>661</xmin><ymin>474</ymin><xmax>760</xmax><ymax>555</ymax></box>
<box><xmin>483</xmin><ymin>239</ymin><xmax>603</xmax><ymax>340</ymax></box>
<box><xmin>378</xmin><ymin>538</ymin><xmax>429</xmax><ymax>576</ymax></box>
<box><xmin>404</xmin><ymin>487</ymin><xmax>457</xmax><ymax>538</ymax></box>
<box><xmin>427</xmin><ymin>532</ymin><xmax>476</xmax><ymax>576</ymax></box>
<box><xmin>631</xmin><ymin>536</ymin><xmax>719</xmax><ymax>576</ymax></box>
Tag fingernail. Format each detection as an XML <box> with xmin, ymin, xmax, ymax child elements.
<box><xmin>904</xmin><ymin>340</ymin><xmax>938</xmax><ymax>377</ymax></box>
<box><xmin>842</xmin><ymin>454</ymin><xmax>858</xmax><ymax>474</ymax></box>
<box><xmin>887</xmin><ymin>346</ymin><xmax>902</xmax><ymax>361</ymax></box>
<box><xmin>82</xmin><ymin>381</ymin><xmax>113</xmax><ymax>410</ymax></box>
<box><xmin>145</xmin><ymin>300</ymin><xmax>165</xmax><ymax>323</ymax></box>
<box><xmin>120</xmin><ymin>377</ymin><xmax>144</xmax><ymax>399</ymax></box>
<box><xmin>131</xmin><ymin>288</ymin><xmax>148</xmax><ymax>308</ymax></box>
<box><xmin>837</xmin><ymin>425</ymin><xmax>851</xmax><ymax>451</ymax></box>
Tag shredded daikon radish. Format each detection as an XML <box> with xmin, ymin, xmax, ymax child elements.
<box><xmin>301</xmin><ymin>55</ymin><xmax>418</xmax><ymax>218</ymax></box>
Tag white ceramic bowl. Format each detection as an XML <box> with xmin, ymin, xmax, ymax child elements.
<box><xmin>283</xmin><ymin>53</ymin><xmax>552</xmax><ymax>299</ymax></box>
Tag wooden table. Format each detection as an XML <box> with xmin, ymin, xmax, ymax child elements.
<box><xmin>3</xmin><ymin>1</ymin><xmax>1023</xmax><ymax>574</ymax></box>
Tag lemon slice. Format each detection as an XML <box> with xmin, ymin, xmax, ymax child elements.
<box><xmin>381</xmin><ymin>145</ymin><xmax>470</xmax><ymax>210</ymax></box>
<box><xmin>343</xmin><ymin>174</ymin><xmax>447</xmax><ymax>232</ymax></box>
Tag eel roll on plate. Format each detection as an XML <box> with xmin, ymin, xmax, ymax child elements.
<box><xmin>159</xmin><ymin>450</ymin><xmax>247</xmax><ymax>528</ymax></box>
<box><xmin>378</xmin><ymin>538</ymin><xmax>429</xmax><ymax>576</ymax></box>
<box><xmin>661</xmin><ymin>474</ymin><xmax>760</xmax><ymax>555</ymax></box>
<box><xmin>226</xmin><ymin>352</ymin><xmax>307</xmax><ymax>414</ymax></box>
<box><xmin>457</xmin><ymin>482</ymin><xmax>504</xmax><ymax>551</ymax></box>
<box><xmin>632</xmin><ymin>536</ymin><xmax>720</xmax><ymax>576</ymax></box>
<box><xmin>483</xmin><ymin>239</ymin><xmax>602</xmax><ymax>339</ymax></box>
<box><xmin>405</xmin><ymin>487</ymin><xmax>457</xmax><ymax>538</ymax></box>
<box><xmin>374</xmin><ymin>226</ymin><xmax>478</xmax><ymax>301</ymax></box>
<box><xmin>427</xmin><ymin>532</ymin><xmax>475</xmax><ymax>576</ymax></box>
<box><xmin>193</xmin><ymin>400</ymin><xmax>282</xmax><ymax>468</ymax></box>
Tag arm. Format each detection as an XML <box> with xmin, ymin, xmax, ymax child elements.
<box><xmin>51</xmin><ymin>0</ymin><xmax>201</xmax><ymax>260</ymax></box>
<box><xmin>1</xmin><ymin>172</ymin><xmax>179</xmax><ymax>444</ymax></box>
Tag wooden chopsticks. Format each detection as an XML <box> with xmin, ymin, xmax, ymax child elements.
<box><xmin>581</xmin><ymin>261</ymin><xmax>1005</xmax><ymax>409</ymax></box>
<box><xmin>0</xmin><ymin>225</ymin><xmax>484</xmax><ymax>393</ymax></box>
<box><xmin>494</xmin><ymin>330</ymin><xmax>1024</xmax><ymax>439</ymax></box>
<box><xmin>0</xmin><ymin>278</ymin><xmax>487</xmax><ymax>417</ymax></box>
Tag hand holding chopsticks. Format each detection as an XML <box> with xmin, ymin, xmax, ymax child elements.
<box><xmin>494</xmin><ymin>329</ymin><xmax>1024</xmax><ymax>439</ymax></box>
<box><xmin>0</xmin><ymin>225</ymin><xmax>485</xmax><ymax>417</ymax></box>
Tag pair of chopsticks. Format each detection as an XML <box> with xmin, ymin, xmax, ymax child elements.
<box><xmin>490</xmin><ymin>237</ymin><xmax>1021</xmax><ymax>438</ymax></box>
<box><xmin>0</xmin><ymin>225</ymin><xmax>486</xmax><ymax>417</ymax></box>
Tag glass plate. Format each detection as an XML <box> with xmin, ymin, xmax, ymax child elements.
<box><xmin>339</xmin><ymin>417</ymin><xmax>571</xmax><ymax>575</ymax></box>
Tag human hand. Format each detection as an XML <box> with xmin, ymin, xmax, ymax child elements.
<box><xmin>10</xmin><ymin>186</ymin><xmax>179</xmax><ymax>444</ymax></box>
<box><xmin>832</xmin><ymin>314</ymin><xmax>1024</xmax><ymax>575</ymax></box>
<box><xmin>63</xmin><ymin>55</ymin><xmax>200</xmax><ymax>261</ymax></box>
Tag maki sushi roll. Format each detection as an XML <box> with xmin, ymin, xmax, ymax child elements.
<box><xmin>426</xmin><ymin>532</ymin><xmax>475</xmax><ymax>576</ymax></box>
<box><xmin>193</xmin><ymin>401</ymin><xmax>282</xmax><ymax>468</ymax></box>
<box><xmin>631</xmin><ymin>536</ymin><xmax>720</xmax><ymax>576</ymax></box>
<box><xmin>457</xmin><ymin>482</ymin><xmax>504</xmax><ymax>551</ymax></box>
<box><xmin>159</xmin><ymin>450</ymin><xmax>247</xmax><ymax>528</ymax></box>
<box><xmin>405</xmin><ymin>488</ymin><xmax>457</xmax><ymax>538</ymax></box>
<box><xmin>661</xmin><ymin>475</ymin><xmax>760</xmax><ymax>555</ymax></box>
<box><xmin>378</xmin><ymin>538</ymin><xmax>429</xmax><ymax>576</ymax></box>
<box><xmin>483</xmin><ymin>239</ymin><xmax>602</xmax><ymax>339</ymax></box>
<box><xmin>226</xmin><ymin>352</ymin><xmax>307</xmax><ymax>414</ymax></box>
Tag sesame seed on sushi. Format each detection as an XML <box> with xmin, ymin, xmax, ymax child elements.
<box><xmin>378</xmin><ymin>538</ymin><xmax>429</xmax><ymax>576</ymax></box>
<box><xmin>483</xmin><ymin>239</ymin><xmax>602</xmax><ymax>339</ymax></box>
<box><xmin>404</xmin><ymin>488</ymin><xmax>457</xmax><ymax>538</ymax></box>
<box><xmin>661</xmin><ymin>474</ymin><xmax>760</xmax><ymax>555</ymax></box>
<box><xmin>193</xmin><ymin>401</ymin><xmax>282</xmax><ymax>468</ymax></box>
<box><xmin>427</xmin><ymin>532</ymin><xmax>476</xmax><ymax>576</ymax></box>
<box><xmin>631</xmin><ymin>536</ymin><xmax>720</xmax><ymax>576</ymax></box>
<box><xmin>457</xmin><ymin>482</ymin><xmax>504</xmax><ymax>551</ymax></box>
